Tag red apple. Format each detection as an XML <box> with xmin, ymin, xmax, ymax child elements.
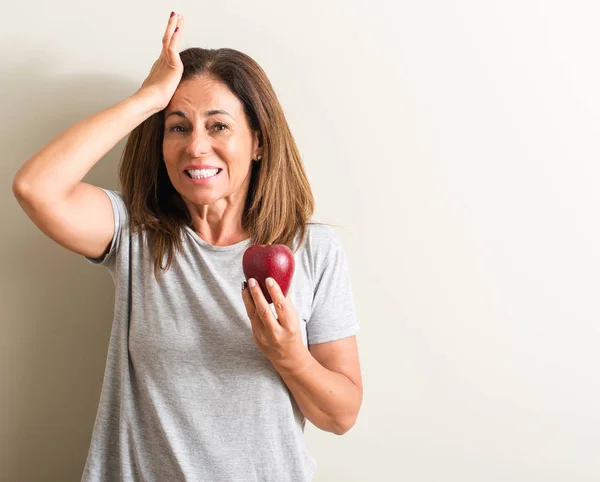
<box><xmin>242</xmin><ymin>244</ymin><xmax>295</xmax><ymax>304</ymax></box>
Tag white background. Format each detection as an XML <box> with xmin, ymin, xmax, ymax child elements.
<box><xmin>2</xmin><ymin>1</ymin><xmax>599</xmax><ymax>480</ymax></box>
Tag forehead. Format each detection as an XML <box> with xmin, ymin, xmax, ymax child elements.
<box><xmin>168</xmin><ymin>76</ymin><xmax>243</xmax><ymax>115</ymax></box>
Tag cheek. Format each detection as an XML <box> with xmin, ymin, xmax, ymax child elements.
<box><xmin>161</xmin><ymin>145</ymin><xmax>180</xmax><ymax>177</ymax></box>
<box><xmin>162</xmin><ymin>141</ymin><xmax>172</xmax><ymax>162</ymax></box>
<box><xmin>227</xmin><ymin>136</ymin><xmax>254</xmax><ymax>160</ymax></box>
<box><xmin>217</xmin><ymin>143</ymin><xmax>249</xmax><ymax>167</ymax></box>
<box><xmin>162</xmin><ymin>141</ymin><xmax>182</xmax><ymax>166</ymax></box>
<box><xmin>162</xmin><ymin>136</ymin><xmax>180</xmax><ymax>152</ymax></box>
<box><xmin>218</xmin><ymin>137</ymin><xmax>240</xmax><ymax>154</ymax></box>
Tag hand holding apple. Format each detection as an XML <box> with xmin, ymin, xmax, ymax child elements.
<box><xmin>242</xmin><ymin>244</ymin><xmax>295</xmax><ymax>304</ymax></box>
<box><xmin>240</xmin><ymin>253</ymin><xmax>309</xmax><ymax>374</ymax></box>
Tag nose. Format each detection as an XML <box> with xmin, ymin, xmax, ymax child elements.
<box><xmin>185</xmin><ymin>128</ymin><xmax>212</xmax><ymax>158</ymax></box>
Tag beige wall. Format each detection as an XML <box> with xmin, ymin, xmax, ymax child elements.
<box><xmin>3</xmin><ymin>1</ymin><xmax>600</xmax><ymax>480</ymax></box>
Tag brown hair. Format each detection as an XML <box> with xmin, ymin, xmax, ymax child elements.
<box><xmin>118</xmin><ymin>47</ymin><xmax>323</xmax><ymax>282</ymax></box>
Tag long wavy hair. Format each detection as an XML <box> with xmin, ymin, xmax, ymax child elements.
<box><xmin>118</xmin><ymin>47</ymin><xmax>321</xmax><ymax>282</ymax></box>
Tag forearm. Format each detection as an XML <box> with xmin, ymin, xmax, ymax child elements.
<box><xmin>273</xmin><ymin>348</ymin><xmax>362</xmax><ymax>435</ymax></box>
<box><xmin>13</xmin><ymin>89</ymin><xmax>159</xmax><ymax>200</ymax></box>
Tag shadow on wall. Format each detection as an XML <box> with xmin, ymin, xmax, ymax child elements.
<box><xmin>1</xmin><ymin>59</ymin><xmax>139</xmax><ymax>481</ymax></box>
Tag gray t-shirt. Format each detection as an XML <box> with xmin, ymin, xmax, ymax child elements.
<box><xmin>81</xmin><ymin>188</ymin><xmax>360</xmax><ymax>482</ymax></box>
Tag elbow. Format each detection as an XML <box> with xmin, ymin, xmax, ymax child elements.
<box><xmin>331</xmin><ymin>414</ymin><xmax>358</xmax><ymax>436</ymax></box>
<box><xmin>12</xmin><ymin>174</ymin><xmax>38</xmax><ymax>203</ymax></box>
<box><xmin>331</xmin><ymin>388</ymin><xmax>363</xmax><ymax>435</ymax></box>
<box><xmin>12</xmin><ymin>175</ymin><xmax>28</xmax><ymax>200</ymax></box>
<box><xmin>313</xmin><ymin>412</ymin><xmax>357</xmax><ymax>435</ymax></box>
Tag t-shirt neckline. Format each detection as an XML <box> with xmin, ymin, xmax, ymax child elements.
<box><xmin>184</xmin><ymin>226</ymin><xmax>251</xmax><ymax>252</ymax></box>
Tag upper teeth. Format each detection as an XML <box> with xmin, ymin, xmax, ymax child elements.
<box><xmin>187</xmin><ymin>169</ymin><xmax>219</xmax><ymax>179</ymax></box>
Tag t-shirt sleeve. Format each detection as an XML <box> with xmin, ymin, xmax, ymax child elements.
<box><xmin>85</xmin><ymin>188</ymin><xmax>129</xmax><ymax>272</ymax></box>
<box><xmin>307</xmin><ymin>228</ymin><xmax>360</xmax><ymax>345</ymax></box>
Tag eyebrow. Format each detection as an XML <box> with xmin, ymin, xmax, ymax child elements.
<box><xmin>165</xmin><ymin>109</ymin><xmax>233</xmax><ymax>119</ymax></box>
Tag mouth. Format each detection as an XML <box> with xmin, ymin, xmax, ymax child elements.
<box><xmin>184</xmin><ymin>168</ymin><xmax>223</xmax><ymax>179</ymax></box>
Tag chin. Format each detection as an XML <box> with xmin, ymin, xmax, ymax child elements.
<box><xmin>181</xmin><ymin>190</ymin><xmax>221</xmax><ymax>206</ymax></box>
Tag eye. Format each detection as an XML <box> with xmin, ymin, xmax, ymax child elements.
<box><xmin>167</xmin><ymin>125</ymin><xmax>186</xmax><ymax>132</ymax></box>
<box><xmin>212</xmin><ymin>123</ymin><xmax>229</xmax><ymax>132</ymax></box>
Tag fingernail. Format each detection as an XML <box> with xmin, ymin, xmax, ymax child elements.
<box><xmin>170</xmin><ymin>11</ymin><xmax>175</xmax><ymax>17</ymax></box>
<box><xmin>249</xmin><ymin>278</ymin><xmax>257</xmax><ymax>288</ymax></box>
<box><xmin>242</xmin><ymin>281</ymin><xmax>248</xmax><ymax>291</ymax></box>
<box><xmin>266</xmin><ymin>278</ymin><xmax>274</xmax><ymax>287</ymax></box>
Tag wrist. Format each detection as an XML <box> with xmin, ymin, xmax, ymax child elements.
<box><xmin>271</xmin><ymin>345</ymin><xmax>313</xmax><ymax>376</ymax></box>
<box><xmin>129</xmin><ymin>88</ymin><xmax>165</xmax><ymax>117</ymax></box>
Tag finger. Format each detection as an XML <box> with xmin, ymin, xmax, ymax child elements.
<box><xmin>265</xmin><ymin>278</ymin><xmax>293</xmax><ymax>330</ymax></box>
<box><xmin>162</xmin><ymin>12</ymin><xmax>179</xmax><ymax>47</ymax></box>
<box><xmin>169</xmin><ymin>14</ymin><xmax>184</xmax><ymax>52</ymax></box>
<box><xmin>248</xmin><ymin>279</ymin><xmax>283</xmax><ymax>333</ymax></box>
<box><xmin>241</xmin><ymin>281</ymin><xmax>257</xmax><ymax>319</ymax></box>
<box><xmin>241</xmin><ymin>283</ymin><xmax>262</xmax><ymax>336</ymax></box>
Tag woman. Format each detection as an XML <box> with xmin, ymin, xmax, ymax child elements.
<box><xmin>13</xmin><ymin>12</ymin><xmax>362</xmax><ymax>482</ymax></box>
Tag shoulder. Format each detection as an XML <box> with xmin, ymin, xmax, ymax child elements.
<box><xmin>98</xmin><ymin>188</ymin><xmax>127</xmax><ymax>215</ymax></box>
<box><xmin>102</xmin><ymin>189</ymin><xmax>130</xmax><ymax>225</ymax></box>
<box><xmin>294</xmin><ymin>222</ymin><xmax>348</xmax><ymax>273</ymax></box>
<box><xmin>305</xmin><ymin>221</ymin><xmax>339</xmax><ymax>240</ymax></box>
<box><xmin>99</xmin><ymin>188</ymin><xmax>125</xmax><ymax>202</ymax></box>
<box><xmin>296</xmin><ymin>222</ymin><xmax>343</xmax><ymax>252</ymax></box>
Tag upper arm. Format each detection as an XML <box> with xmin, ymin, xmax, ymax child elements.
<box><xmin>309</xmin><ymin>335</ymin><xmax>363</xmax><ymax>397</ymax></box>
<box><xmin>306</xmin><ymin>227</ymin><xmax>360</xmax><ymax>345</ymax></box>
<box><xmin>13</xmin><ymin>181</ymin><xmax>115</xmax><ymax>259</ymax></box>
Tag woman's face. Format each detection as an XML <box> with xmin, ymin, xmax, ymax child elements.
<box><xmin>162</xmin><ymin>75</ymin><xmax>260</xmax><ymax>209</ymax></box>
